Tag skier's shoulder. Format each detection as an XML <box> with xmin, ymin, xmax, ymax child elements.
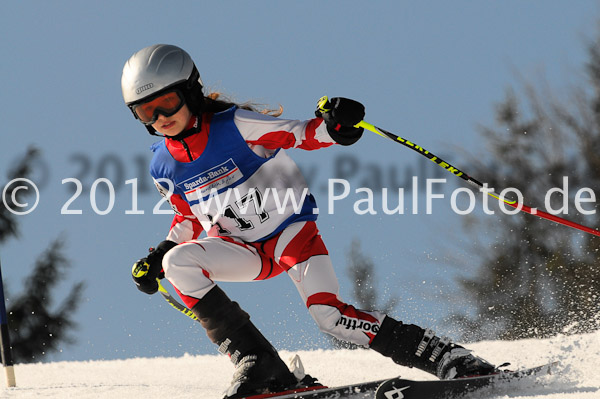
<box><xmin>148</xmin><ymin>140</ymin><xmax>172</xmax><ymax>178</ymax></box>
<box><xmin>233</xmin><ymin>107</ymin><xmax>286</xmax><ymax>124</ymax></box>
<box><xmin>150</xmin><ymin>139</ymin><xmax>166</xmax><ymax>153</ymax></box>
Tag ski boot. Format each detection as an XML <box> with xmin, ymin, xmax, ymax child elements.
<box><xmin>221</xmin><ymin>337</ymin><xmax>322</xmax><ymax>398</ymax></box>
<box><xmin>190</xmin><ymin>285</ymin><xmax>300</xmax><ymax>398</ymax></box>
<box><xmin>370</xmin><ymin>316</ymin><xmax>496</xmax><ymax>380</ymax></box>
<box><xmin>288</xmin><ymin>354</ymin><xmax>322</xmax><ymax>389</ymax></box>
<box><xmin>436</xmin><ymin>347</ymin><xmax>497</xmax><ymax>379</ymax></box>
<box><xmin>223</xmin><ymin>343</ymin><xmax>298</xmax><ymax>398</ymax></box>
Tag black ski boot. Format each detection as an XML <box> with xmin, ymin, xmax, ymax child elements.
<box><xmin>190</xmin><ymin>286</ymin><xmax>298</xmax><ymax>398</ymax></box>
<box><xmin>370</xmin><ymin>316</ymin><xmax>496</xmax><ymax>379</ymax></box>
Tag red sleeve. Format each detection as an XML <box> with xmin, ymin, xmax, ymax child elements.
<box><xmin>233</xmin><ymin>109</ymin><xmax>336</xmax><ymax>151</ymax></box>
<box><xmin>165</xmin><ymin>193</ymin><xmax>204</xmax><ymax>242</ymax></box>
<box><xmin>153</xmin><ymin>178</ymin><xmax>204</xmax><ymax>242</ymax></box>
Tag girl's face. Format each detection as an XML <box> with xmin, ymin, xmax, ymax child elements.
<box><xmin>151</xmin><ymin>103</ymin><xmax>193</xmax><ymax>136</ymax></box>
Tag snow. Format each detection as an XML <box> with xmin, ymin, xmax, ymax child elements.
<box><xmin>1</xmin><ymin>331</ymin><xmax>598</xmax><ymax>398</ymax></box>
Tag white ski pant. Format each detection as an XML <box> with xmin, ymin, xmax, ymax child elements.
<box><xmin>162</xmin><ymin>221</ymin><xmax>386</xmax><ymax>346</ymax></box>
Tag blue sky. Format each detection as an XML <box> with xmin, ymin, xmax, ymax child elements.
<box><xmin>1</xmin><ymin>1</ymin><xmax>598</xmax><ymax>362</ymax></box>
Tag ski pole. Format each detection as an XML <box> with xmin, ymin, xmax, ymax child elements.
<box><xmin>157</xmin><ymin>279</ymin><xmax>199</xmax><ymax>322</ymax></box>
<box><xmin>133</xmin><ymin>253</ymin><xmax>199</xmax><ymax>322</ymax></box>
<box><xmin>316</xmin><ymin>96</ymin><xmax>600</xmax><ymax>238</ymax></box>
<box><xmin>358</xmin><ymin>120</ymin><xmax>600</xmax><ymax>238</ymax></box>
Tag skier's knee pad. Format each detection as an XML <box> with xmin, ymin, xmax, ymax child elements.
<box><xmin>162</xmin><ymin>246</ymin><xmax>183</xmax><ymax>279</ymax></box>
<box><xmin>308</xmin><ymin>304</ymin><xmax>378</xmax><ymax>347</ymax></box>
<box><xmin>162</xmin><ymin>244</ymin><xmax>213</xmax><ymax>297</ymax></box>
<box><xmin>307</xmin><ymin>304</ymin><xmax>340</xmax><ymax>335</ymax></box>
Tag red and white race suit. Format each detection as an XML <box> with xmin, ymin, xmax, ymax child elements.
<box><xmin>152</xmin><ymin>107</ymin><xmax>385</xmax><ymax>346</ymax></box>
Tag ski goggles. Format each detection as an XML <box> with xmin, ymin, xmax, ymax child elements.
<box><xmin>131</xmin><ymin>90</ymin><xmax>185</xmax><ymax>125</ymax></box>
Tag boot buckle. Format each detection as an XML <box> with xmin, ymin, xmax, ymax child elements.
<box><xmin>415</xmin><ymin>329</ymin><xmax>435</xmax><ymax>357</ymax></box>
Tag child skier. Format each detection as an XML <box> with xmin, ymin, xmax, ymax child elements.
<box><xmin>122</xmin><ymin>44</ymin><xmax>496</xmax><ymax>398</ymax></box>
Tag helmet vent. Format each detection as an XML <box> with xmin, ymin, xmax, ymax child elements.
<box><xmin>135</xmin><ymin>83</ymin><xmax>154</xmax><ymax>94</ymax></box>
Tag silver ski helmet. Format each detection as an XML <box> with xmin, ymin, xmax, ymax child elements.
<box><xmin>121</xmin><ymin>44</ymin><xmax>204</xmax><ymax>131</ymax></box>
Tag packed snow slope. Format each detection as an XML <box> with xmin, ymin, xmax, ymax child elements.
<box><xmin>0</xmin><ymin>331</ymin><xmax>598</xmax><ymax>399</ymax></box>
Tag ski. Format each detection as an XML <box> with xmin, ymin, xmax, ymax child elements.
<box><xmin>375</xmin><ymin>362</ymin><xmax>558</xmax><ymax>399</ymax></box>
<box><xmin>242</xmin><ymin>378</ymin><xmax>389</xmax><ymax>398</ymax></box>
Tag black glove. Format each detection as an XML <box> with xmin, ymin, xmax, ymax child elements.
<box><xmin>131</xmin><ymin>240</ymin><xmax>178</xmax><ymax>295</ymax></box>
<box><xmin>316</xmin><ymin>96</ymin><xmax>365</xmax><ymax>146</ymax></box>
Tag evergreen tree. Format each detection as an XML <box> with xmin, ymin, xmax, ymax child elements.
<box><xmin>451</xmin><ymin>29</ymin><xmax>600</xmax><ymax>341</ymax></box>
<box><xmin>347</xmin><ymin>239</ymin><xmax>398</xmax><ymax>315</ymax></box>
<box><xmin>1</xmin><ymin>147</ymin><xmax>85</xmax><ymax>363</ymax></box>
<box><xmin>331</xmin><ymin>239</ymin><xmax>398</xmax><ymax>349</ymax></box>
<box><xmin>0</xmin><ymin>148</ymin><xmax>40</xmax><ymax>242</ymax></box>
